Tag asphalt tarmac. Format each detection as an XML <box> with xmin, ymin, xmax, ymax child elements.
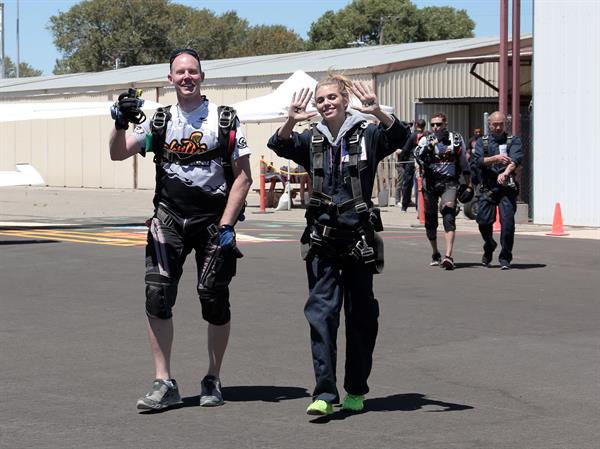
<box><xmin>1</xmin><ymin>219</ymin><xmax>599</xmax><ymax>449</ymax></box>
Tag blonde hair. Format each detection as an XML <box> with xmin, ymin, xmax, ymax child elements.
<box><xmin>314</xmin><ymin>71</ymin><xmax>353</xmax><ymax>102</ymax></box>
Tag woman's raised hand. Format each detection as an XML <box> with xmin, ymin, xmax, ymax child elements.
<box><xmin>288</xmin><ymin>88</ymin><xmax>318</xmax><ymax>121</ymax></box>
<box><xmin>351</xmin><ymin>81</ymin><xmax>381</xmax><ymax>114</ymax></box>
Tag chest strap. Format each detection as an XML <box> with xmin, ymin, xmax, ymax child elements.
<box><xmin>308</xmin><ymin>123</ymin><xmax>369</xmax><ymax>218</ymax></box>
<box><xmin>482</xmin><ymin>134</ymin><xmax>513</xmax><ymax>155</ymax></box>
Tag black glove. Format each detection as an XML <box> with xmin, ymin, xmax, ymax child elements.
<box><xmin>110</xmin><ymin>89</ymin><xmax>145</xmax><ymax>130</ymax></box>
<box><xmin>441</xmin><ymin>129</ymin><xmax>451</xmax><ymax>146</ymax></box>
<box><xmin>457</xmin><ymin>184</ymin><xmax>474</xmax><ymax>203</ymax></box>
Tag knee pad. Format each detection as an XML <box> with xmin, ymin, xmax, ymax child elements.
<box><xmin>425</xmin><ymin>213</ymin><xmax>438</xmax><ymax>241</ymax></box>
<box><xmin>442</xmin><ymin>206</ymin><xmax>456</xmax><ymax>232</ymax></box>
<box><xmin>198</xmin><ymin>287</ymin><xmax>231</xmax><ymax>325</ymax></box>
<box><xmin>145</xmin><ymin>274</ymin><xmax>178</xmax><ymax>319</ymax></box>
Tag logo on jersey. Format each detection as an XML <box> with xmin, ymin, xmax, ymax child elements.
<box><xmin>237</xmin><ymin>137</ymin><xmax>248</xmax><ymax>149</ymax></box>
<box><xmin>165</xmin><ymin>131</ymin><xmax>208</xmax><ymax>154</ymax></box>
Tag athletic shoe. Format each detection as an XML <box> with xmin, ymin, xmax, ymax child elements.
<box><xmin>499</xmin><ymin>259</ymin><xmax>511</xmax><ymax>270</ymax></box>
<box><xmin>441</xmin><ymin>255</ymin><xmax>455</xmax><ymax>270</ymax></box>
<box><xmin>306</xmin><ymin>399</ymin><xmax>333</xmax><ymax>416</ymax></box>
<box><xmin>482</xmin><ymin>240</ymin><xmax>498</xmax><ymax>266</ymax></box>
<box><xmin>136</xmin><ymin>379</ymin><xmax>182</xmax><ymax>411</ymax></box>
<box><xmin>430</xmin><ymin>252</ymin><xmax>442</xmax><ymax>266</ymax></box>
<box><xmin>200</xmin><ymin>375</ymin><xmax>224</xmax><ymax>407</ymax></box>
<box><xmin>341</xmin><ymin>394</ymin><xmax>364</xmax><ymax>412</ymax></box>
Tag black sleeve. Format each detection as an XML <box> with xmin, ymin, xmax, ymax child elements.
<box><xmin>370</xmin><ymin>116</ymin><xmax>411</xmax><ymax>163</ymax></box>
<box><xmin>266</xmin><ymin>129</ymin><xmax>312</xmax><ymax>170</ymax></box>
<box><xmin>472</xmin><ymin>137</ymin><xmax>485</xmax><ymax>171</ymax></box>
<box><xmin>399</xmin><ymin>132</ymin><xmax>417</xmax><ymax>161</ymax></box>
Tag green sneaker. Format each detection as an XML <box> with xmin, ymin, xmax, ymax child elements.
<box><xmin>306</xmin><ymin>399</ymin><xmax>333</xmax><ymax>416</ymax></box>
<box><xmin>341</xmin><ymin>394</ymin><xmax>364</xmax><ymax>412</ymax></box>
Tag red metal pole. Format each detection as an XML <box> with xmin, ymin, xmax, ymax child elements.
<box><xmin>512</xmin><ymin>0</ymin><xmax>521</xmax><ymax>135</ymax></box>
<box><xmin>499</xmin><ymin>0</ymin><xmax>509</xmax><ymax>115</ymax></box>
<box><xmin>417</xmin><ymin>175</ymin><xmax>425</xmax><ymax>225</ymax></box>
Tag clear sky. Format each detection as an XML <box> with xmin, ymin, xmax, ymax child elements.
<box><xmin>1</xmin><ymin>0</ymin><xmax>533</xmax><ymax>76</ymax></box>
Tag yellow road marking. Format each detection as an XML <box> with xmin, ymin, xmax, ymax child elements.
<box><xmin>0</xmin><ymin>229</ymin><xmax>293</xmax><ymax>247</ymax></box>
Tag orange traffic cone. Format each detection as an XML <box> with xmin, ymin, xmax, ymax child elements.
<box><xmin>546</xmin><ymin>202</ymin><xmax>569</xmax><ymax>236</ymax></box>
<box><xmin>493</xmin><ymin>206</ymin><xmax>501</xmax><ymax>232</ymax></box>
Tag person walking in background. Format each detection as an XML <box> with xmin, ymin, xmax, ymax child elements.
<box><xmin>414</xmin><ymin>112</ymin><xmax>472</xmax><ymax>270</ymax></box>
<box><xmin>395</xmin><ymin>118</ymin><xmax>426</xmax><ymax>211</ymax></box>
<box><xmin>472</xmin><ymin>111</ymin><xmax>523</xmax><ymax>269</ymax></box>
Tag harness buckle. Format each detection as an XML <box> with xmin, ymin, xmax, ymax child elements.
<box><xmin>355</xmin><ymin>202</ymin><xmax>369</xmax><ymax>214</ymax></box>
<box><xmin>348</xmin><ymin>133</ymin><xmax>360</xmax><ymax>145</ymax></box>
<box><xmin>152</xmin><ymin>108</ymin><xmax>169</xmax><ymax>131</ymax></box>
<box><xmin>308</xmin><ymin>197</ymin><xmax>322</xmax><ymax>208</ymax></box>
<box><xmin>219</xmin><ymin>107</ymin><xmax>235</xmax><ymax>129</ymax></box>
<box><xmin>311</xmin><ymin>135</ymin><xmax>324</xmax><ymax>145</ymax></box>
<box><xmin>321</xmin><ymin>226</ymin><xmax>334</xmax><ymax>239</ymax></box>
<box><xmin>351</xmin><ymin>235</ymin><xmax>375</xmax><ymax>262</ymax></box>
<box><xmin>207</xmin><ymin>223</ymin><xmax>219</xmax><ymax>237</ymax></box>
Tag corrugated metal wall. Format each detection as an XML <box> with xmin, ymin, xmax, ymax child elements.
<box><xmin>377</xmin><ymin>62</ymin><xmax>499</xmax><ymax>122</ymax></box>
<box><xmin>533</xmin><ymin>0</ymin><xmax>600</xmax><ymax>226</ymax></box>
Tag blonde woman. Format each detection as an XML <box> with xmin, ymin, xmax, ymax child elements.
<box><xmin>267</xmin><ymin>73</ymin><xmax>410</xmax><ymax>416</ymax></box>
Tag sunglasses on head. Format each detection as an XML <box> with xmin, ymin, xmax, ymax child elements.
<box><xmin>430</xmin><ymin>122</ymin><xmax>445</xmax><ymax>127</ymax></box>
<box><xmin>169</xmin><ymin>48</ymin><xmax>200</xmax><ymax>66</ymax></box>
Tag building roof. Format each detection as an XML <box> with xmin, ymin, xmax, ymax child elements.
<box><xmin>0</xmin><ymin>35</ymin><xmax>532</xmax><ymax>98</ymax></box>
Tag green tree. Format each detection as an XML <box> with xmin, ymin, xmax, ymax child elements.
<box><xmin>49</xmin><ymin>0</ymin><xmax>174</xmax><ymax>73</ymax></box>
<box><xmin>233</xmin><ymin>25</ymin><xmax>304</xmax><ymax>57</ymax></box>
<box><xmin>2</xmin><ymin>56</ymin><xmax>43</xmax><ymax>78</ymax></box>
<box><xmin>166</xmin><ymin>8</ymin><xmax>249</xmax><ymax>60</ymax></box>
<box><xmin>49</xmin><ymin>1</ymin><xmax>307</xmax><ymax>74</ymax></box>
<box><xmin>415</xmin><ymin>7</ymin><xmax>475</xmax><ymax>41</ymax></box>
<box><xmin>308</xmin><ymin>0</ymin><xmax>474</xmax><ymax>50</ymax></box>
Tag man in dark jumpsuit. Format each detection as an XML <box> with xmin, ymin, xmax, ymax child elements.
<box><xmin>472</xmin><ymin>111</ymin><xmax>523</xmax><ymax>269</ymax></box>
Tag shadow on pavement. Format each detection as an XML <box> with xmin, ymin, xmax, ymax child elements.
<box><xmin>221</xmin><ymin>385</ymin><xmax>311</xmax><ymax>402</ymax></box>
<box><xmin>310</xmin><ymin>393</ymin><xmax>473</xmax><ymax>424</ymax></box>
<box><xmin>454</xmin><ymin>262</ymin><xmax>547</xmax><ymax>270</ymax></box>
<box><xmin>453</xmin><ymin>262</ymin><xmax>486</xmax><ymax>269</ymax></box>
<box><xmin>508</xmin><ymin>263</ymin><xmax>546</xmax><ymax>269</ymax></box>
<box><xmin>0</xmin><ymin>239</ymin><xmax>59</xmax><ymax>245</ymax></box>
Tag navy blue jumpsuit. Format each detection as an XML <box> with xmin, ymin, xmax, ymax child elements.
<box><xmin>267</xmin><ymin>114</ymin><xmax>409</xmax><ymax>403</ymax></box>
<box><xmin>472</xmin><ymin>133</ymin><xmax>523</xmax><ymax>264</ymax></box>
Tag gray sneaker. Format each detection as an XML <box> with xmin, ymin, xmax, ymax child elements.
<box><xmin>200</xmin><ymin>375</ymin><xmax>224</xmax><ymax>407</ymax></box>
<box><xmin>430</xmin><ymin>252</ymin><xmax>442</xmax><ymax>266</ymax></box>
<box><xmin>136</xmin><ymin>379</ymin><xmax>183</xmax><ymax>411</ymax></box>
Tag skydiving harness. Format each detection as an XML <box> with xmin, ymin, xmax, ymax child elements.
<box><xmin>145</xmin><ymin>102</ymin><xmax>246</xmax><ymax>223</ymax></box>
<box><xmin>147</xmin><ymin>104</ymin><xmax>238</xmax><ymax>187</ymax></box>
<box><xmin>415</xmin><ymin>132</ymin><xmax>464</xmax><ymax>190</ymax></box>
<box><xmin>482</xmin><ymin>134</ymin><xmax>513</xmax><ymax>155</ymax></box>
<box><xmin>304</xmin><ymin>122</ymin><xmax>384</xmax><ymax>273</ymax></box>
<box><xmin>481</xmin><ymin>134</ymin><xmax>517</xmax><ymax>190</ymax></box>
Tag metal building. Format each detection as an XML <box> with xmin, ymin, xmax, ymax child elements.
<box><xmin>533</xmin><ymin>0</ymin><xmax>599</xmax><ymax>227</ymax></box>
<box><xmin>0</xmin><ymin>36</ymin><xmax>530</xmax><ymax>193</ymax></box>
